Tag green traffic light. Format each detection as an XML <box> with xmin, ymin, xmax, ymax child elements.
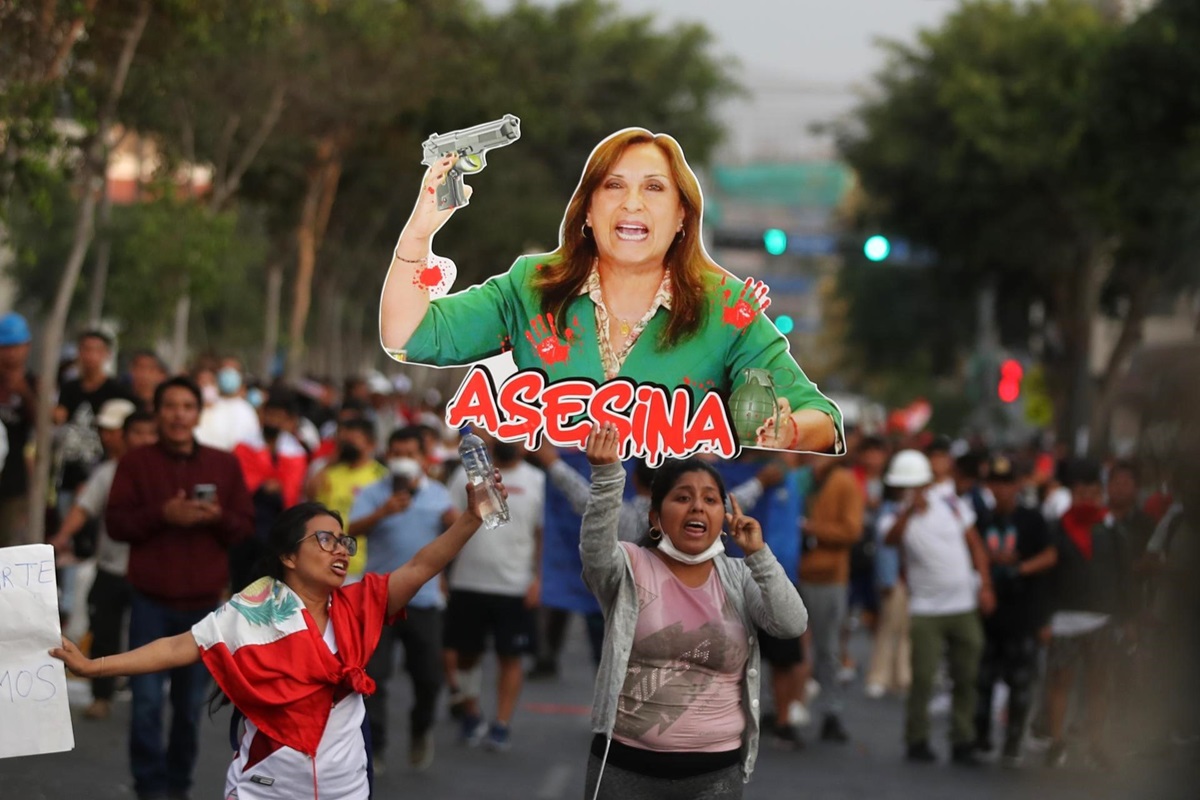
<box><xmin>864</xmin><ymin>234</ymin><xmax>891</xmax><ymax>262</ymax></box>
<box><xmin>763</xmin><ymin>228</ymin><xmax>787</xmax><ymax>256</ymax></box>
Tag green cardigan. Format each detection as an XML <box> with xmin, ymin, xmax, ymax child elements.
<box><xmin>402</xmin><ymin>254</ymin><xmax>843</xmax><ymax>446</ymax></box>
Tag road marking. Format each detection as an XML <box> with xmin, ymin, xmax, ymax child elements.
<box><xmin>537</xmin><ymin>763</ymin><xmax>573</xmax><ymax>799</ymax></box>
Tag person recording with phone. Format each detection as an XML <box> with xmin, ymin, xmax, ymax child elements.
<box><xmin>348</xmin><ymin>426</ymin><xmax>457</xmax><ymax>773</ymax></box>
<box><xmin>105</xmin><ymin>375</ymin><xmax>255</xmax><ymax>800</ymax></box>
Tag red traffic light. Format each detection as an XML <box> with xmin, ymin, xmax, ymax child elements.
<box><xmin>997</xmin><ymin>358</ymin><xmax>1022</xmax><ymax>403</ymax></box>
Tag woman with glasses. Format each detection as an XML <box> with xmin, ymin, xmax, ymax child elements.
<box><xmin>51</xmin><ymin>477</ymin><xmax>503</xmax><ymax>800</ymax></box>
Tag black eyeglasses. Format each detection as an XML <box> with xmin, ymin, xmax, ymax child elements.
<box><xmin>303</xmin><ymin>530</ymin><xmax>358</xmax><ymax>557</ymax></box>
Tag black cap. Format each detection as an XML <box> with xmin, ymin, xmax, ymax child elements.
<box><xmin>987</xmin><ymin>454</ymin><xmax>1017</xmax><ymax>483</ymax></box>
<box><xmin>926</xmin><ymin>435</ymin><xmax>953</xmax><ymax>455</ymax></box>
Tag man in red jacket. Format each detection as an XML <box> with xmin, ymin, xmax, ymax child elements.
<box><xmin>107</xmin><ymin>375</ymin><xmax>254</xmax><ymax>800</ymax></box>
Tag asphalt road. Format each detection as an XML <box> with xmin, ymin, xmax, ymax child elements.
<box><xmin>2</xmin><ymin>621</ymin><xmax>1195</xmax><ymax>800</ymax></box>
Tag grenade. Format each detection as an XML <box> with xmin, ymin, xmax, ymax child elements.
<box><xmin>728</xmin><ymin>368</ymin><xmax>780</xmax><ymax>446</ymax></box>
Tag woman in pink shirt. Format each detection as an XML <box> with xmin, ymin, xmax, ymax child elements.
<box><xmin>580</xmin><ymin>424</ymin><xmax>808</xmax><ymax>799</ymax></box>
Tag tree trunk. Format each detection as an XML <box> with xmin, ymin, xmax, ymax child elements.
<box><xmin>261</xmin><ymin>257</ymin><xmax>284</xmax><ymax>379</ymax></box>
<box><xmin>1053</xmin><ymin>239</ymin><xmax>1114</xmax><ymax>453</ymax></box>
<box><xmin>170</xmin><ymin>292</ymin><xmax>190</xmax><ymax>373</ymax></box>
<box><xmin>330</xmin><ymin>289</ymin><xmax>346</xmax><ymax>393</ymax></box>
<box><xmin>286</xmin><ymin>135</ymin><xmax>344</xmax><ymax>381</ymax></box>
<box><xmin>312</xmin><ymin>273</ymin><xmax>337</xmax><ymax>377</ymax></box>
<box><xmin>28</xmin><ymin>0</ymin><xmax>152</xmax><ymax>543</ymax></box>
<box><xmin>1088</xmin><ymin>278</ymin><xmax>1152</xmax><ymax>457</ymax></box>
<box><xmin>86</xmin><ymin>182</ymin><xmax>113</xmax><ymax>326</ymax></box>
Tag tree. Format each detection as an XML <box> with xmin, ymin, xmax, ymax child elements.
<box><xmin>1085</xmin><ymin>0</ymin><xmax>1200</xmax><ymax>452</ymax></box>
<box><xmin>837</xmin><ymin>0</ymin><xmax>1125</xmax><ymax>444</ymax></box>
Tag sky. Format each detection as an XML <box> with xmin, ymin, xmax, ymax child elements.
<box><xmin>477</xmin><ymin>0</ymin><xmax>961</xmax><ymax>161</ymax></box>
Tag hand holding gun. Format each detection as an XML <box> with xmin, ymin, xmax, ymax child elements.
<box><xmin>420</xmin><ymin>114</ymin><xmax>521</xmax><ymax>211</ymax></box>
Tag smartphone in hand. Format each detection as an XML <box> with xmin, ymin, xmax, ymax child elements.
<box><xmin>193</xmin><ymin>483</ymin><xmax>218</xmax><ymax>504</ymax></box>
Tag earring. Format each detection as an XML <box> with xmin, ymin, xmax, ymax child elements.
<box><xmin>581</xmin><ymin>223</ymin><xmax>592</xmax><ymax>238</ymax></box>
<box><xmin>676</xmin><ymin>228</ymin><xmax>686</xmax><ymax>239</ymax></box>
<box><xmin>648</xmin><ymin>527</ymin><xmax>662</xmax><ymax>541</ymax></box>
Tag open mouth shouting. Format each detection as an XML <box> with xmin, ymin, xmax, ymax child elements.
<box><xmin>683</xmin><ymin>518</ymin><xmax>709</xmax><ymax>539</ymax></box>
<box><xmin>331</xmin><ymin>559</ymin><xmax>348</xmax><ymax>578</ymax></box>
<box><xmin>614</xmin><ymin>220</ymin><xmax>649</xmax><ymax>242</ymax></box>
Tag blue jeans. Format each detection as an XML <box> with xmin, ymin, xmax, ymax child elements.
<box><xmin>128</xmin><ymin>591</ymin><xmax>214</xmax><ymax>798</ymax></box>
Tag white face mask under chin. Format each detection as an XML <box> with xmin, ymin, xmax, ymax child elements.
<box><xmin>656</xmin><ymin>533</ymin><xmax>725</xmax><ymax>565</ymax></box>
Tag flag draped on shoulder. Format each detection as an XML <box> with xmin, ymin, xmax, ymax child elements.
<box><xmin>192</xmin><ymin>573</ymin><xmax>394</xmax><ymax>756</ymax></box>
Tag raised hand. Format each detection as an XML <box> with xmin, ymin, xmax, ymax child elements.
<box><xmin>585</xmin><ymin>422</ymin><xmax>620</xmax><ymax>466</ymax></box>
<box><xmin>464</xmin><ymin>467</ymin><xmax>506</xmax><ymax>522</ymax></box>
<box><xmin>402</xmin><ymin>156</ymin><xmax>474</xmax><ymax>242</ymax></box>
<box><xmin>725</xmin><ymin>494</ymin><xmax>764</xmax><ymax>555</ymax></box>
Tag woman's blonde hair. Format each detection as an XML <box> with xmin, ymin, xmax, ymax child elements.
<box><xmin>534</xmin><ymin>128</ymin><xmax>717</xmax><ymax>348</ymax></box>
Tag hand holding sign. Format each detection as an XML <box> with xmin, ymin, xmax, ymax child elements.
<box><xmin>0</xmin><ymin>544</ymin><xmax>74</xmax><ymax>759</ymax></box>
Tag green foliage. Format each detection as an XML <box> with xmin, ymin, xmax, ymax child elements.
<box><xmin>1092</xmin><ymin>0</ymin><xmax>1200</xmax><ymax>285</ymax></box>
<box><xmin>3</xmin><ymin>0</ymin><xmax>740</xmax><ymax>363</ymax></box>
<box><xmin>324</xmin><ymin>0</ymin><xmax>739</xmax><ymax>300</ymax></box>
<box><xmin>104</xmin><ymin>196</ymin><xmax>268</xmax><ymax>346</ymax></box>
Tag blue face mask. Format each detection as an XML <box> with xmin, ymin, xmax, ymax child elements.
<box><xmin>217</xmin><ymin>367</ymin><xmax>242</xmax><ymax>396</ymax></box>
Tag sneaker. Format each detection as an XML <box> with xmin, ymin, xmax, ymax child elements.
<box><xmin>951</xmin><ymin>743</ymin><xmax>984</xmax><ymax>767</ymax></box>
<box><xmin>864</xmin><ymin>683</ymin><xmax>886</xmax><ymax>700</ymax></box>
<box><xmin>409</xmin><ymin>732</ymin><xmax>434</xmax><ymax>771</ymax></box>
<box><xmin>447</xmin><ymin>690</ymin><xmax>470</xmax><ymax>721</ymax></box>
<box><xmin>769</xmin><ymin>724</ymin><xmax>805</xmax><ymax>751</ymax></box>
<box><xmin>83</xmin><ymin>699</ymin><xmax>112</xmax><ymax>720</ymax></box>
<box><xmin>820</xmin><ymin>714</ymin><xmax>850</xmax><ymax>743</ymax></box>
<box><xmin>806</xmin><ymin>678</ymin><xmax>822</xmax><ymax>701</ymax></box>
<box><xmin>906</xmin><ymin>741</ymin><xmax>938</xmax><ymax>763</ymax></box>
<box><xmin>459</xmin><ymin>714</ymin><xmax>487</xmax><ymax>747</ymax></box>
<box><xmin>837</xmin><ymin>663</ymin><xmax>857</xmax><ymax>685</ymax></box>
<box><xmin>483</xmin><ymin>722</ymin><xmax>511</xmax><ymax>752</ymax></box>
<box><xmin>1045</xmin><ymin>740</ymin><xmax>1067</xmax><ymax>768</ymax></box>
<box><xmin>787</xmin><ymin>700</ymin><xmax>811</xmax><ymax>727</ymax></box>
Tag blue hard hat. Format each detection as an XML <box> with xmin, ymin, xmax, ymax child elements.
<box><xmin>0</xmin><ymin>312</ymin><xmax>31</xmax><ymax>346</ymax></box>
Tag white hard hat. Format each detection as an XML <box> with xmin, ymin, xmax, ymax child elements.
<box><xmin>96</xmin><ymin>398</ymin><xmax>137</xmax><ymax>430</ymax></box>
<box><xmin>365</xmin><ymin>371</ymin><xmax>392</xmax><ymax>395</ymax></box>
<box><xmin>884</xmin><ymin>449</ymin><xmax>934</xmax><ymax>488</ymax></box>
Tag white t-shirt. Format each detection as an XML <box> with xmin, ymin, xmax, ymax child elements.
<box><xmin>881</xmin><ymin>491</ymin><xmax>978</xmax><ymax>616</ymax></box>
<box><xmin>931</xmin><ymin>479</ymin><xmax>978</xmax><ymax>529</ymax></box>
<box><xmin>224</xmin><ymin>622</ymin><xmax>369</xmax><ymax>800</ymax></box>
<box><xmin>195</xmin><ymin>396</ymin><xmax>262</xmax><ymax>452</ymax></box>
<box><xmin>446</xmin><ymin>460</ymin><xmax>544</xmax><ymax>596</ymax></box>
<box><xmin>75</xmin><ymin>460</ymin><xmax>126</xmax><ymax>576</ymax></box>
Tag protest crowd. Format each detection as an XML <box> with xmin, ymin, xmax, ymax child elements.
<box><xmin>1</xmin><ymin>312</ymin><xmax>1196</xmax><ymax>800</ymax></box>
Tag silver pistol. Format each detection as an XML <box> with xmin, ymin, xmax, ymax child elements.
<box><xmin>421</xmin><ymin>114</ymin><xmax>521</xmax><ymax>211</ymax></box>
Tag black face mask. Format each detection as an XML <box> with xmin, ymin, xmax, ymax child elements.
<box><xmin>262</xmin><ymin>424</ymin><xmax>281</xmax><ymax>441</ymax></box>
<box><xmin>337</xmin><ymin>442</ymin><xmax>361</xmax><ymax>463</ymax></box>
<box><xmin>494</xmin><ymin>442</ymin><xmax>520</xmax><ymax>463</ymax></box>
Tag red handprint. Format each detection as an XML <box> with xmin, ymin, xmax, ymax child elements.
<box><xmin>721</xmin><ymin>277</ymin><xmax>772</xmax><ymax>331</ymax></box>
<box><xmin>525</xmin><ymin>313</ymin><xmax>572</xmax><ymax>366</ymax></box>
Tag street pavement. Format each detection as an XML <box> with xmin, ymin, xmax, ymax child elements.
<box><xmin>2</xmin><ymin>620</ymin><xmax>1196</xmax><ymax>799</ymax></box>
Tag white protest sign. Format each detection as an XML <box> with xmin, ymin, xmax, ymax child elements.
<box><xmin>0</xmin><ymin>543</ymin><xmax>75</xmax><ymax>759</ymax></box>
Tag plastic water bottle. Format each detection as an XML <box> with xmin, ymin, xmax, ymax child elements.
<box><xmin>457</xmin><ymin>426</ymin><xmax>510</xmax><ymax>529</ymax></box>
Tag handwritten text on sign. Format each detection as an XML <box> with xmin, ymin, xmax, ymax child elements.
<box><xmin>0</xmin><ymin>544</ymin><xmax>74</xmax><ymax>759</ymax></box>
